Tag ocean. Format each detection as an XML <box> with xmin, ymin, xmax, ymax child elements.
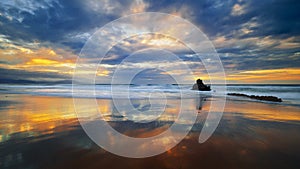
<box><xmin>0</xmin><ymin>84</ymin><xmax>299</xmax><ymax>106</ymax></box>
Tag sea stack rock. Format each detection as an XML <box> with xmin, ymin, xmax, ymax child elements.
<box><xmin>192</xmin><ymin>79</ymin><xmax>211</xmax><ymax>91</ymax></box>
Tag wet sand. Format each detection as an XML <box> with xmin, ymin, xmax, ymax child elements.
<box><xmin>0</xmin><ymin>94</ymin><xmax>300</xmax><ymax>169</ymax></box>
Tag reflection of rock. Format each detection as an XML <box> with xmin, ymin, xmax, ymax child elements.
<box><xmin>192</xmin><ymin>79</ymin><xmax>211</xmax><ymax>91</ymax></box>
<box><xmin>228</xmin><ymin>93</ymin><xmax>282</xmax><ymax>102</ymax></box>
<box><xmin>196</xmin><ymin>94</ymin><xmax>204</xmax><ymax>110</ymax></box>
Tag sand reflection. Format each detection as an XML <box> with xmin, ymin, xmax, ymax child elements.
<box><xmin>224</xmin><ymin>100</ymin><xmax>300</xmax><ymax>122</ymax></box>
<box><xmin>1</xmin><ymin>94</ymin><xmax>300</xmax><ymax>168</ymax></box>
<box><xmin>0</xmin><ymin>94</ymin><xmax>200</xmax><ymax>143</ymax></box>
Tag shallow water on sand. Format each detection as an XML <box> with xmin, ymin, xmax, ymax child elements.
<box><xmin>0</xmin><ymin>94</ymin><xmax>300</xmax><ymax>169</ymax></box>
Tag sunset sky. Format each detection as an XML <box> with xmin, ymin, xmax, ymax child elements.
<box><xmin>0</xmin><ymin>0</ymin><xmax>299</xmax><ymax>84</ymax></box>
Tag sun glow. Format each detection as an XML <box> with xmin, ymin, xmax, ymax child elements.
<box><xmin>27</xmin><ymin>58</ymin><xmax>60</xmax><ymax>65</ymax></box>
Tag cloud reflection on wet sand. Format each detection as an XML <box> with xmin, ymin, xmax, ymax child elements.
<box><xmin>0</xmin><ymin>94</ymin><xmax>300</xmax><ymax>169</ymax></box>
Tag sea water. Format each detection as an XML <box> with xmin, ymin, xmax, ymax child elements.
<box><xmin>0</xmin><ymin>84</ymin><xmax>299</xmax><ymax>106</ymax></box>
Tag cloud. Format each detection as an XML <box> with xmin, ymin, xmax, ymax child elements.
<box><xmin>0</xmin><ymin>0</ymin><xmax>148</xmax><ymax>46</ymax></box>
<box><xmin>231</xmin><ymin>4</ymin><xmax>246</xmax><ymax>16</ymax></box>
<box><xmin>226</xmin><ymin>68</ymin><xmax>300</xmax><ymax>83</ymax></box>
<box><xmin>0</xmin><ymin>0</ymin><xmax>299</xmax><ymax>84</ymax></box>
<box><xmin>0</xmin><ymin>38</ymin><xmax>76</xmax><ymax>62</ymax></box>
<box><xmin>0</xmin><ymin>0</ymin><xmax>60</xmax><ymax>21</ymax></box>
<box><xmin>128</xmin><ymin>0</ymin><xmax>149</xmax><ymax>13</ymax></box>
<box><xmin>0</xmin><ymin>67</ymin><xmax>71</xmax><ymax>84</ymax></box>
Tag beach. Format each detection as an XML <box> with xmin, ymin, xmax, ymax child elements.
<box><xmin>0</xmin><ymin>85</ymin><xmax>300</xmax><ymax>169</ymax></box>
<box><xmin>1</xmin><ymin>0</ymin><xmax>299</xmax><ymax>168</ymax></box>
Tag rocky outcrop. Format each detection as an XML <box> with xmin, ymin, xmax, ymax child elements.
<box><xmin>228</xmin><ymin>93</ymin><xmax>282</xmax><ymax>102</ymax></box>
<box><xmin>192</xmin><ymin>79</ymin><xmax>211</xmax><ymax>91</ymax></box>
<box><xmin>192</xmin><ymin>83</ymin><xmax>198</xmax><ymax>90</ymax></box>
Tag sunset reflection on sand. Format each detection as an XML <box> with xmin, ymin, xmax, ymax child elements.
<box><xmin>0</xmin><ymin>94</ymin><xmax>300</xmax><ymax>168</ymax></box>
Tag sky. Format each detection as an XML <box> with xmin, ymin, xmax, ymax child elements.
<box><xmin>0</xmin><ymin>0</ymin><xmax>300</xmax><ymax>84</ymax></box>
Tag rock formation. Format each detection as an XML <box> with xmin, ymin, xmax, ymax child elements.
<box><xmin>192</xmin><ymin>79</ymin><xmax>211</xmax><ymax>91</ymax></box>
<box><xmin>228</xmin><ymin>93</ymin><xmax>282</xmax><ymax>102</ymax></box>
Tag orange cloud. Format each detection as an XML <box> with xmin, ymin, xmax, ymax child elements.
<box><xmin>27</xmin><ymin>58</ymin><xmax>60</xmax><ymax>65</ymax></box>
<box><xmin>227</xmin><ymin>68</ymin><xmax>300</xmax><ymax>83</ymax></box>
<box><xmin>0</xmin><ymin>45</ymin><xmax>79</xmax><ymax>75</ymax></box>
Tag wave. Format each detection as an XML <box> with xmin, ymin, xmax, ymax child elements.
<box><xmin>1</xmin><ymin>84</ymin><xmax>300</xmax><ymax>106</ymax></box>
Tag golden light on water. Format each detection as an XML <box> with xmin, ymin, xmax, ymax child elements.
<box><xmin>224</xmin><ymin>101</ymin><xmax>300</xmax><ymax>122</ymax></box>
<box><xmin>0</xmin><ymin>95</ymin><xmax>181</xmax><ymax>142</ymax></box>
